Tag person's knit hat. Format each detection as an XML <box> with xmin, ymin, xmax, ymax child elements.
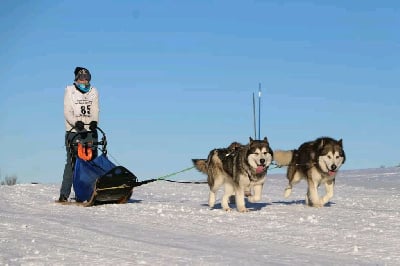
<box><xmin>74</xmin><ymin>67</ymin><xmax>91</xmax><ymax>82</ymax></box>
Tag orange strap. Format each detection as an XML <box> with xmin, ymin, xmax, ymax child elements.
<box><xmin>77</xmin><ymin>143</ymin><xmax>93</xmax><ymax>161</ymax></box>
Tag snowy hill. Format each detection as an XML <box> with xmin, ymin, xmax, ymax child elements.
<box><xmin>1</xmin><ymin>167</ymin><xmax>399</xmax><ymax>265</ymax></box>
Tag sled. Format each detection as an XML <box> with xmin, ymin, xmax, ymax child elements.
<box><xmin>64</xmin><ymin>126</ymin><xmax>140</xmax><ymax>206</ymax></box>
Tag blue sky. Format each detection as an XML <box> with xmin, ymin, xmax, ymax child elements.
<box><xmin>0</xmin><ymin>0</ymin><xmax>399</xmax><ymax>184</ymax></box>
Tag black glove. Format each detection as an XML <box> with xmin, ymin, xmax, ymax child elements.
<box><xmin>75</xmin><ymin>121</ymin><xmax>84</xmax><ymax>131</ymax></box>
<box><xmin>89</xmin><ymin>121</ymin><xmax>98</xmax><ymax>131</ymax></box>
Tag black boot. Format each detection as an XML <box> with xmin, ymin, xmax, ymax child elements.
<box><xmin>58</xmin><ymin>195</ymin><xmax>68</xmax><ymax>202</ymax></box>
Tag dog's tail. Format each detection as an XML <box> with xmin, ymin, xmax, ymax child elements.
<box><xmin>192</xmin><ymin>159</ymin><xmax>208</xmax><ymax>174</ymax></box>
<box><xmin>273</xmin><ymin>150</ymin><xmax>294</xmax><ymax>167</ymax></box>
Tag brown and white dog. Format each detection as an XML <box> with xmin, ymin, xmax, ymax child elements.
<box><xmin>193</xmin><ymin>137</ymin><xmax>273</xmax><ymax>212</ymax></box>
<box><xmin>274</xmin><ymin>137</ymin><xmax>346</xmax><ymax>207</ymax></box>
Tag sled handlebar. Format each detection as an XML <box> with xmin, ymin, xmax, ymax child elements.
<box><xmin>68</xmin><ymin>124</ymin><xmax>106</xmax><ymax>135</ymax></box>
<box><xmin>67</xmin><ymin>125</ymin><xmax>108</xmax><ymax>154</ymax></box>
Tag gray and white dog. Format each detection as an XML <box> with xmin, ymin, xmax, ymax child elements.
<box><xmin>193</xmin><ymin>137</ymin><xmax>273</xmax><ymax>212</ymax></box>
<box><xmin>274</xmin><ymin>137</ymin><xmax>346</xmax><ymax>207</ymax></box>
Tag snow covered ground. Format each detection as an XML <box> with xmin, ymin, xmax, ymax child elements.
<box><xmin>1</xmin><ymin>167</ymin><xmax>399</xmax><ymax>265</ymax></box>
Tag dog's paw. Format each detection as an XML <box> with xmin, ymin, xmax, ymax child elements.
<box><xmin>224</xmin><ymin>207</ymin><xmax>233</xmax><ymax>212</ymax></box>
<box><xmin>306</xmin><ymin>197</ymin><xmax>323</xmax><ymax>207</ymax></box>
<box><xmin>284</xmin><ymin>187</ymin><xmax>292</xmax><ymax>198</ymax></box>
<box><xmin>310</xmin><ymin>203</ymin><xmax>323</xmax><ymax>208</ymax></box>
<box><xmin>237</xmin><ymin>207</ymin><xmax>249</xmax><ymax>213</ymax></box>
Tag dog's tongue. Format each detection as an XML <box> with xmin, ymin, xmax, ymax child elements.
<box><xmin>328</xmin><ymin>170</ymin><xmax>336</xmax><ymax>176</ymax></box>
<box><xmin>256</xmin><ymin>166</ymin><xmax>265</xmax><ymax>174</ymax></box>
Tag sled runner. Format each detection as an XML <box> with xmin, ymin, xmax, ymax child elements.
<box><xmin>63</xmin><ymin>126</ymin><xmax>139</xmax><ymax>206</ymax></box>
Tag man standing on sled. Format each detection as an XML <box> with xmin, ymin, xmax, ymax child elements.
<box><xmin>59</xmin><ymin>67</ymin><xmax>100</xmax><ymax>202</ymax></box>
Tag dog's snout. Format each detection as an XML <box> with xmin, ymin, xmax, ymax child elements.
<box><xmin>331</xmin><ymin>164</ymin><xmax>337</xmax><ymax>171</ymax></box>
<box><xmin>260</xmin><ymin>159</ymin><xmax>265</xmax><ymax>165</ymax></box>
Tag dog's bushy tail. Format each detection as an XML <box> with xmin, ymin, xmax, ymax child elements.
<box><xmin>273</xmin><ymin>150</ymin><xmax>294</xmax><ymax>166</ymax></box>
<box><xmin>192</xmin><ymin>159</ymin><xmax>208</xmax><ymax>174</ymax></box>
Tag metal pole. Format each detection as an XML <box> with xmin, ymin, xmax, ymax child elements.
<box><xmin>253</xmin><ymin>92</ymin><xmax>257</xmax><ymax>139</ymax></box>
<box><xmin>258</xmin><ymin>83</ymin><xmax>261</xmax><ymax>140</ymax></box>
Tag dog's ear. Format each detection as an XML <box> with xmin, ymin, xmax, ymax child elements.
<box><xmin>263</xmin><ymin>137</ymin><xmax>269</xmax><ymax>143</ymax></box>
<box><xmin>318</xmin><ymin>139</ymin><xmax>325</xmax><ymax>150</ymax></box>
<box><xmin>249</xmin><ymin>137</ymin><xmax>254</xmax><ymax>142</ymax></box>
<box><xmin>339</xmin><ymin>139</ymin><xmax>346</xmax><ymax>164</ymax></box>
<box><xmin>338</xmin><ymin>139</ymin><xmax>343</xmax><ymax>147</ymax></box>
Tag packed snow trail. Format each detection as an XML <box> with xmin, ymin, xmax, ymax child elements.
<box><xmin>1</xmin><ymin>168</ymin><xmax>399</xmax><ymax>265</ymax></box>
